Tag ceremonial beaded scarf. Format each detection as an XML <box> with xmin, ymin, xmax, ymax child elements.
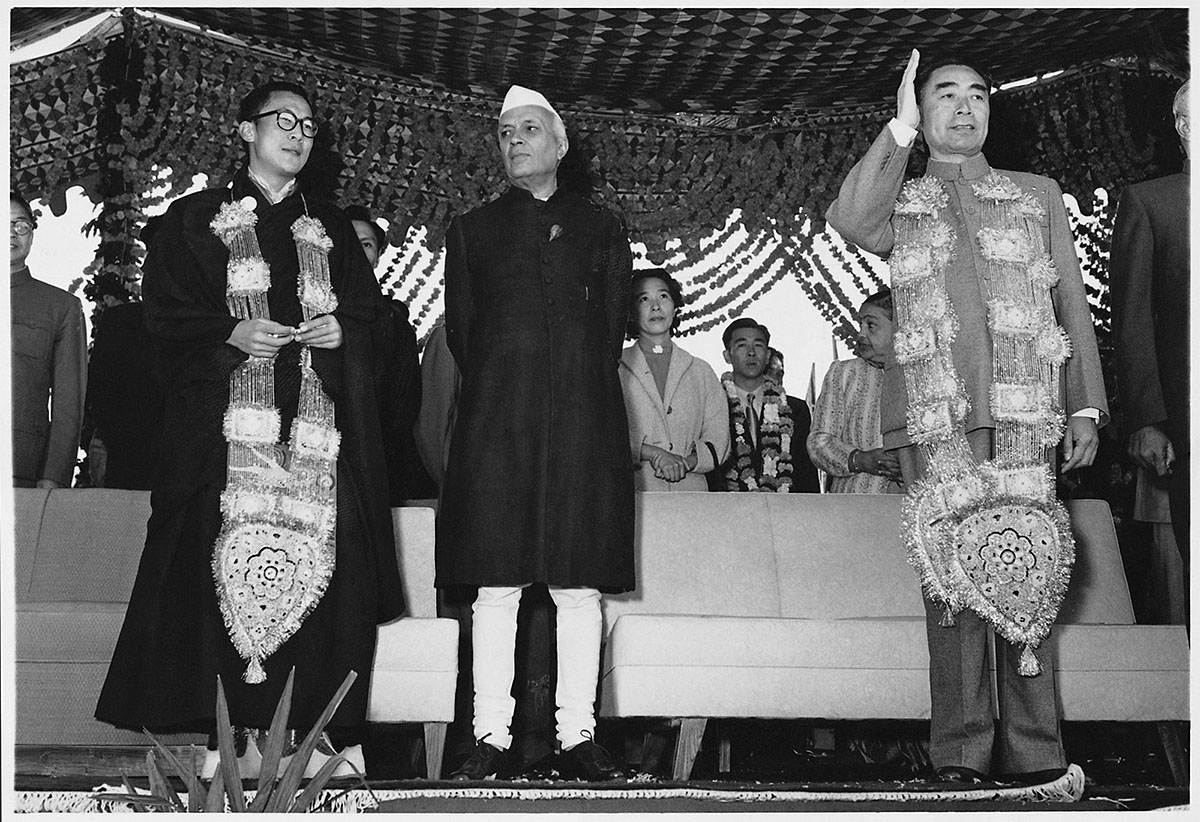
<box><xmin>210</xmin><ymin>194</ymin><xmax>341</xmax><ymax>684</ymax></box>
<box><xmin>890</xmin><ymin>172</ymin><xmax>1074</xmax><ymax>676</ymax></box>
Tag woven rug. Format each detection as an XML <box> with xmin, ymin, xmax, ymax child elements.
<box><xmin>11</xmin><ymin>765</ymin><xmax>1119</xmax><ymax>812</ymax></box>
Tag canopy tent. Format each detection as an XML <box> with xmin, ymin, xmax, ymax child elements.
<box><xmin>9</xmin><ymin>7</ymin><xmax>1188</xmax><ymax>341</ymax></box>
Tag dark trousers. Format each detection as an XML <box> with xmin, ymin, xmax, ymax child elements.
<box><xmin>1168</xmin><ymin>453</ymin><xmax>1190</xmax><ymax>632</ymax></box>
<box><xmin>900</xmin><ymin>428</ymin><xmax>1068</xmax><ymax>775</ymax></box>
<box><xmin>924</xmin><ymin>598</ymin><xmax>1067</xmax><ymax>774</ymax></box>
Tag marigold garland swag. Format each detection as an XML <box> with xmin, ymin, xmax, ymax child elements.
<box><xmin>720</xmin><ymin>374</ymin><xmax>794</xmax><ymax>492</ymax></box>
<box><xmin>891</xmin><ymin>172</ymin><xmax>1075</xmax><ymax>677</ymax></box>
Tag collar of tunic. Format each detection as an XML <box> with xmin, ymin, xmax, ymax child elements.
<box><xmin>926</xmin><ymin>152</ymin><xmax>991</xmax><ymax>182</ymax></box>
<box><xmin>10</xmin><ymin>265</ymin><xmax>32</xmax><ymax>287</ymax></box>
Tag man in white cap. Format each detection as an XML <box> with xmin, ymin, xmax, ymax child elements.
<box><xmin>437</xmin><ymin>84</ymin><xmax>634</xmax><ymax>781</ymax></box>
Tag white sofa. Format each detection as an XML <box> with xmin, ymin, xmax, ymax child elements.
<box><xmin>599</xmin><ymin>492</ymin><xmax>1190</xmax><ymax>781</ymax></box>
<box><xmin>13</xmin><ymin>488</ymin><xmax>456</xmax><ymax>778</ymax></box>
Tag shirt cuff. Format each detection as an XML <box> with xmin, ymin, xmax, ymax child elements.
<box><xmin>1071</xmin><ymin>408</ymin><xmax>1101</xmax><ymax>421</ymax></box>
<box><xmin>887</xmin><ymin>118</ymin><xmax>918</xmax><ymax>147</ymax></box>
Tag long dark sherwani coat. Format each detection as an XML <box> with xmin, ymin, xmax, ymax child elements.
<box><xmin>436</xmin><ymin>186</ymin><xmax>635</xmax><ymax>594</ymax></box>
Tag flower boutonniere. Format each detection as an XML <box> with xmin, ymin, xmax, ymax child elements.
<box><xmin>548</xmin><ymin>224</ymin><xmax>564</xmax><ymax>242</ymax></box>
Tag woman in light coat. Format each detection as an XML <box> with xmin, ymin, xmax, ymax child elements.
<box><xmin>619</xmin><ymin>270</ymin><xmax>729</xmax><ymax>491</ymax></box>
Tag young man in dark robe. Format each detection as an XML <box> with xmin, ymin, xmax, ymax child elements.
<box><xmin>96</xmin><ymin>80</ymin><xmax>403</xmax><ymax>778</ymax></box>
<box><xmin>437</xmin><ymin>85</ymin><xmax>634</xmax><ymax>781</ymax></box>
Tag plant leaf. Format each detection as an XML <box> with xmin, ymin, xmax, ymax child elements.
<box><xmin>90</xmin><ymin>792</ymin><xmax>173</xmax><ymax>809</ymax></box>
<box><xmin>268</xmin><ymin>669</ymin><xmax>357</xmax><ymax>812</ymax></box>
<box><xmin>143</xmin><ymin>732</ymin><xmax>206</xmax><ymax>810</ymax></box>
<box><xmin>291</xmin><ymin>753</ymin><xmax>346</xmax><ymax>812</ymax></box>
<box><xmin>204</xmin><ymin>762</ymin><xmax>226</xmax><ymax>813</ymax></box>
<box><xmin>145</xmin><ymin>749</ymin><xmax>185</xmax><ymax>811</ymax></box>
<box><xmin>248</xmin><ymin>666</ymin><xmax>296</xmax><ymax>812</ymax></box>
<box><xmin>121</xmin><ymin>773</ymin><xmax>147</xmax><ymax>813</ymax></box>
<box><xmin>214</xmin><ymin>674</ymin><xmax>247</xmax><ymax>813</ymax></box>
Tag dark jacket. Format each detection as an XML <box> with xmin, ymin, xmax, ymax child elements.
<box><xmin>436</xmin><ymin>186</ymin><xmax>635</xmax><ymax>593</ymax></box>
<box><xmin>1110</xmin><ymin>170</ymin><xmax>1189</xmax><ymax>454</ymax></box>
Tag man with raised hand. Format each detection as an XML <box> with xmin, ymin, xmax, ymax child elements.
<box><xmin>827</xmin><ymin>50</ymin><xmax>1107</xmax><ymax>789</ymax></box>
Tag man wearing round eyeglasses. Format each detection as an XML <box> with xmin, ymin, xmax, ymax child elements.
<box><xmin>10</xmin><ymin>191</ymin><xmax>87</xmax><ymax>489</ymax></box>
<box><xmin>96</xmin><ymin>81</ymin><xmax>403</xmax><ymax>781</ymax></box>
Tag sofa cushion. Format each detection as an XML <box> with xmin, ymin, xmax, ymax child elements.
<box><xmin>16</xmin><ymin>488</ymin><xmax>152</xmax><ymax>604</ymax></box>
<box><xmin>766</xmin><ymin>494</ymin><xmax>924</xmax><ymax>619</ymax></box>
<box><xmin>600</xmin><ymin>614</ymin><xmax>932</xmax><ymax>719</ymax></box>
<box><xmin>1056</xmin><ymin>499</ymin><xmax>1136</xmax><ymax>624</ymax></box>
<box><xmin>603</xmin><ymin>493</ymin><xmax>781</xmax><ymax>632</ymax></box>
<box><xmin>1046</xmin><ymin>624</ymin><xmax>1189</xmax><ymax>721</ymax></box>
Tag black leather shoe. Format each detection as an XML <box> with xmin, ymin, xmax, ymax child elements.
<box><xmin>999</xmin><ymin>767</ymin><xmax>1068</xmax><ymax>787</ymax></box>
<box><xmin>934</xmin><ymin>765</ymin><xmax>989</xmax><ymax>784</ymax></box>
<box><xmin>449</xmin><ymin>737</ymin><xmax>508</xmax><ymax>781</ymax></box>
<box><xmin>559</xmin><ymin>739</ymin><xmax>626</xmax><ymax>781</ymax></box>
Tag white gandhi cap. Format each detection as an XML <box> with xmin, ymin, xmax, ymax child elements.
<box><xmin>500</xmin><ymin>84</ymin><xmax>558</xmax><ymax>118</ymax></box>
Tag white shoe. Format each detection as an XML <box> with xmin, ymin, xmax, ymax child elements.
<box><xmin>302</xmin><ymin>738</ymin><xmax>365</xmax><ymax>779</ymax></box>
<box><xmin>199</xmin><ymin>733</ymin><xmax>263</xmax><ymax>780</ymax></box>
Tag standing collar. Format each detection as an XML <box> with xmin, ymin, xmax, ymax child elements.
<box><xmin>11</xmin><ymin>265</ymin><xmax>32</xmax><ymax>286</ymax></box>
<box><xmin>926</xmin><ymin>152</ymin><xmax>991</xmax><ymax>182</ymax></box>
<box><xmin>246</xmin><ymin>167</ymin><xmax>299</xmax><ymax>204</ymax></box>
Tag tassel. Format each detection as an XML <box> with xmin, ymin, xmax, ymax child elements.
<box><xmin>244</xmin><ymin>657</ymin><xmax>266</xmax><ymax>684</ymax></box>
<box><xmin>939</xmin><ymin>605</ymin><xmax>956</xmax><ymax>627</ymax></box>
<box><xmin>1018</xmin><ymin>644</ymin><xmax>1042</xmax><ymax>676</ymax></box>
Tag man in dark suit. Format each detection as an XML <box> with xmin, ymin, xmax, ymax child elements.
<box><xmin>709</xmin><ymin>318</ymin><xmax>819</xmax><ymax>492</ymax></box>
<box><xmin>1110</xmin><ymin>79</ymin><xmax>1190</xmax><ymax>618</ymax></box>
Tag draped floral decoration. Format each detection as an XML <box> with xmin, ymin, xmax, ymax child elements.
<box><xmin>9</xmin><ymin>11</ymin><xmax>1183</xmax><ymax>342</ymax></box>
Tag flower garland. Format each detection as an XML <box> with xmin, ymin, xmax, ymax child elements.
<box><xmin>210</xmin><ymin>193</ymin><xmax>341</xmax><ymax>684</ymax></box>
<box><xmin>892</xmin><ymin>172</ymin><xmax>1075</xmax><ymax>677</ymax></box>
<box><xmin>720</xmin><ymin>374</ymin><xmax>794</xmax><ymax>492</ymax></box>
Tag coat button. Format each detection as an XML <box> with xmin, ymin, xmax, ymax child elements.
<box><xmin>546</xmin><ymin>298</ymin><xmax>555</xmax><ymax>306</ymax></box>
<box><xmin>544</xmin><ymin>276</ymin><xmax>553</xmax><ymax>284</ymax></box>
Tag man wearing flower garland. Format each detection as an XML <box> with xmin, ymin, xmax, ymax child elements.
<box><xmin>709</xmin><ymin>318</ymin><xmax>817</xmax><ymax>493</ymax></box>
<box><xmin>826</xmin><ymin>51</ymin><xmax>1107</xmax><ymax>790</ymax></box>
<box><xmin>437</xmin><ymin>85</ymin><xmax>633</xmax><ymax>781</ymax></box>
<box><xmin>97</xmin><ymin>80</ymin><xmax>404</xmax><ymax>778</ymax></box>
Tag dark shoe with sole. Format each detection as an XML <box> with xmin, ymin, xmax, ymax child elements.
<box><xmin>449</xmin><ymin>737</ymin><xmax>508</xmax><ymax>781</ymax></box>
<box><xmin>933</xmin><ymin>765</ymin><xmax>989</xmax><ymax>784</ymax></box>
<box><xmin>559</xmin><ymin>739</ymin><xmax>626</xmax><ymax>781</ymax></box>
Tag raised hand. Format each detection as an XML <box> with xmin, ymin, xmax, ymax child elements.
<box><xmin>897</xmin><ymin>48</ymin><xmax>921</xmax><ymax>130</ymax></box>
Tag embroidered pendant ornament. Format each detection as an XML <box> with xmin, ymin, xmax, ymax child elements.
<box><xmin>892</xmin><ymin>172</ymin><xmax>1074</xmax><ymax>676</ymax></box>
<box><xmin>720</xmin><ymin>375</ymin><xmax>794</xmax><ymax>492</ymax></box>
<box><xmin>210</xmin><ymin>193</ymin><xmax>340</xmax><ymax>684</ymax></box>
<box><xmin>651</xmin><ymin>344</ymin><xmax>665</xmax><ymax>354</ymax></box>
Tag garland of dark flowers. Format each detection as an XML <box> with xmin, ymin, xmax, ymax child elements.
<box><xmin>721</xmin><ymin>373</ymin><xmax>794</xmax><ymax>492</ymax></box>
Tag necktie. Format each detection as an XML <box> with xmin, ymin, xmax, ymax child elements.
<box><xmin>744</xmin><ymin>395</ymin><xmax>756</xmax><ymax>447</ymax></box>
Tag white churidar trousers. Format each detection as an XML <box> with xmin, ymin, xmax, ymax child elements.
<box><xmin>471</xmin><ymin>584</ymin><xmax>602</xmax><ymax>751</ymax></box>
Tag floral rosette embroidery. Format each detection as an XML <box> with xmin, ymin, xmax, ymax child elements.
<box><xmin>892</xmin><ymin>172</ymin><xmax>1075</xmax><ymax>676</ymax></box>
<box><xmin>720</xmin><ymin>373</ymin><xmax>793</xmax><ymax>492</ymax></box>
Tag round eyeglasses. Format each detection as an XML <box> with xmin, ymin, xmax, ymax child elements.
<box><xmin>11</xmin><ymin>218</ymin><xmax>35</xmax><ymax>236</ymax></box>
<box><xmin>249</xmin><ymin>109</ymin><xmax>319</xmax><ymax>138</ymax></box>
